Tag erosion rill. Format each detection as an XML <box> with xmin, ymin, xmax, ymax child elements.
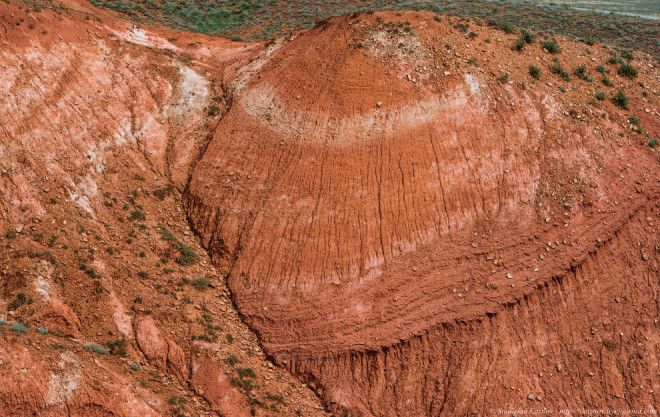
<box><xmin>0</xmin><ymin>2</ymin><xmax>658</xmax><ymax>417</ymax></box>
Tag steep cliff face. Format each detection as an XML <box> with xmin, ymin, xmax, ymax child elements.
<box><xmin>184</xmin><ymin>11</ymin><xmax>659</xmax><ymax>417</ymax></box>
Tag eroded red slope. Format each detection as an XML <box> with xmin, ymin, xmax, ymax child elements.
<box><xmin>185</xmin><ymin>12</ymin><xmax>659</xmax><ymax>416</ymax></box>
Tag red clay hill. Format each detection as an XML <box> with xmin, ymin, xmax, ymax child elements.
<box><xmin>186</xmin><ymin>11</ymin><xmax>659</xmax><ymax>417</ymax></box>
<box><xmin>1</xmin><ymin>2</ymin><xmax>658</xmax><ymax>417</ymax></box>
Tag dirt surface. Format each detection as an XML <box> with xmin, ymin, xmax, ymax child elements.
<box><xmin>0</xmin><ymin>2</ymin><xmax>658</xmax><ymax>417</ymax></box>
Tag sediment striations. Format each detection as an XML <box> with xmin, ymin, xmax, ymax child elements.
<box><xmin>185</xmin><ymin>11</ymin><xmax>659</xmax><ymax>416</ymax></box>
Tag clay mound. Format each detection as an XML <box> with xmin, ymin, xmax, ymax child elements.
<box><xmin>185</xmin><ymin>11</ymin><xmax>658</xmax><ymax>416</ymax></box>
<box><xmin>187</xmin><ymin>12</ymin><xmax>656</xmax><ymax>353</ymax></box>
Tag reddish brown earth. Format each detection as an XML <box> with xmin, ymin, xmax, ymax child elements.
<box><xmin>185</xmin><ymin>11</ymin><xmax>659</xmax><ymax>417</ymax></box>
<box><xmin>1</xmin><ymin>2</ymin><xmax>658</xmax><ymax>417</ymax></box>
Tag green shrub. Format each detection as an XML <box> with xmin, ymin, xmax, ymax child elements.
<box><xmin>573</xmin><ymin>65</ymin><xmax>588</xmax><ymax>80</ymax></box>
<box><xmin>617</xmin><ymin>63</ymin><xmax>637</xmax><ymax>79</ymax></box>
<box><xmin>227</xmin><ymin>355</ymin><xmax>239</xmax><ymax>366</ymax></box>
<box><xmin>520</xmin><ymin>28</ymin><xmax>536</xmax><ymax>43</ymax></box>
<box><xmin>612</xmin><ymin>90</ymin><xmax>628</xmax><ymax>109</ymax></box>
<box><xmin>550</xmin><ymin>61</ymin><xmax>570</xmax><ymax>81</ymax></box>
<box><xmin>129</xmin><ymin>209</ymin><xmax>146</xmax><ymax>221</ymax></box>
<box><xmin>620</xmin><ymin>50</ymin><xmax>633</xmax><ymax>60</ymax></box>
<box><xmin>528</xmin><ymin>65</ymin><xmax>540</xmax><ymax>79</ymax></box>
<box><xmin>8</xmin><ymin>292</ymin><xmax>27</xmax><ymax>310</ymax></box>
<box><xmin>648</xmin><ymin>138</ymin><xmax>658</xmax><ymax>149</ymax></box>
<box><xmin>152</xmin><ymin>185</ymin><xmax>172</xmax><ymax>201</ymax></box>
<box><xmin>596</xmin><ymin>65</ymin><xmax>606</xmax><ymax>73</ymax></box>
<box><xmin>602</xmin><ymin>76</ymin><xmax>613</xmax><ymax>87</ymax></box>
<box><xmin>37</xmin><ymin>327</ymin><xmax>48</xmax><ymax>335</ymax></box>
<box><xmin>595</xmin><ymin>91</ymin><xmax>606</xmax><ymax>100</ymax></box>
<box><xmin>130</xmin><ymin>362</ymin><xmax>140</xmax><ymax>371</ymax></box>
<box><xmin>607</xmin><ymin>55</ymin><xmax>623</xmax><ymax>65</ymax></box>
<box><xmin>79</xmin><ymin>263</ymin><xmax>98</xmax><ymax>279</ymax></box>
<box><xmin>237</xmin><ymin>367</ymin><xmax>257</xmax><ymax>379</ymax></box>
<box><xmin>541</xmin><ymin>38</ymin><xmax>561</xmax><ymax>53</ymax></box>
<box><xmin>513</xmin><ymin>37</ymin><xmax>525</xmax><ymax>51</ymax></box>
<box><xmin>173</xmin><ymin>242</ymin><xmax>198</xmax><ymax>265</ymax></box>
<box><xmin>11</xmin><ymin>323</ymin><xmax>27</xmax><ymax>333</ymax></box>
<box><xmin>158</xmin><ymin>225</ymin><xmax>175</xmax><ymax>241</ymax></box>
<box><xmin>108</xmin><ymin>338</ymin><xmax>127</xmax><ymax>356</ymax></box>
<box><xmin>490</xmin><ymin>20</ymin><xmax>515</xmax><ymax>34</ymax></box>
<box><xmin>84</xmin><ymin>343</ymin><xmax>109</xmax><ymax>355</ymax></box>
<box><xmin>628</xmin><ymin>116</ymin><xmax>640</xmax><ymax>126</ymax></box>
<box><xmin>191</xmin><ymin>276</ymin><xmax>210</xmax><ymax>290</ymax></box>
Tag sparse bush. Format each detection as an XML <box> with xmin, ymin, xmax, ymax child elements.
<box><xmin>227</xmin><ymin>355</ymin><xmax>239</xmax><ymax>366</ymax></box>
<box><xmin>37</xmin><ymin>327</ymin><xmax>48</xmax><ymax>335</ymax></box>
<box><xmin>11</xmin><ymin>323</ymin><xmax>27</xmax><ymax>333</ymax></box>
<box><xmin>550</xmin><ymin>61</ymin><xmax>570</xmax><ymax>81</ymax></box>
<box><xmin>612</xmin><ymin>90</ymin><xmax>628</xmax><ymax>109</ymax></box>
<box><xmin>628</xmin><ymin>116</ymin><xmax>640</xmax><ymax>126</ymax></box>
<box><xmin>93</xmin><ymin>281</ymin><xmax>105</xmax><ymax>295</ymax></box>
<box><xmin>129</xmin><ymin>209</ymin><xmax>146</xmax><ymax>221</ymax></box>
<box><xmin>617</xmin><ymin>63</ymin><xmax>637</xmax><ymax>79</ymax></box>
<box><xmin>520</xmin><ymin>28</ymin><xmax>536</xmax><ymax>43</ymax></box>
<box><xmin>8</xmin><ymin>292</ymin><xmax>27</xmax><ymax>310</ymax></box>
<box><xmin>79</xmin><ymin>263</ymin><xmax>98</xmax><ymax>279</ymax></box>
<box><xmin>237</xmin><ymin>367</ymin><xmax>257</xmax><ymax>379</ymax></box>
<box><xmin>490</xmin><ymin>20</ymin><xmax>515</xmax><ymax>34</ymax></box>
<box><xmin>226</xmin><ymin>334</ymin><xmax>234</xmax><ymax>344</ymax></box>
<box><xmin>84</xmin><ymin>343</ymin><xmax>109</xmax><ymax>355</ymax></box>
<box><xmin>607</xmin><ymin>55</ymin><xmax>623</xmax><ymax>65</ymax></box>
<box><xmin>572</xmin><ymin>65</ymin><xmax>588</xmax><ymax>80</ymax></box>
<box><xmin>266</xmin><ymin>392</ymin><xmax>285</xmax><ymax>404</ymax></box>
<box><xmin>4</xmin><ymin>229</ymin><xmax>17</xmax><ymax>240</ymax></box>
<box><xmin>528</xmin><ymin>65</ymin><xmax>540</xmax><ymax>79</ymax></box>
<box><xmin>620</xmin><ymin>50</ymin><xmax>633</xmax><ymax>60</ymax></box>
<box><xmin>513</xmin><ymin>37</ymin><xmax>525</xmax><ymax>51</ymax></box>
<box><xmin>158</xmin><ymin>225</ymin><xmax>175</xmax><ymax>241</ymax></box>
<box><xmin>596</xmin><ymin>64</ymin><xmax>606</xmax><ymax>74</ymax></box>
<box><xmin>207</xmin><ymin>104</ymin><xmax>220</xmax><ymax>116</ymax></box>
<box><xmin>108</xmin><ymin>338</ymin><xmax>127</xmax><ymax>356</ymax></box>
<box><xmin>595</xmin><ymin>91</ymin><xmax>606</xmax><ymax>100</ymax></box>
<box><xmin>173</xmin><ymin>241</ymin><xmax>198</xmax><ymax>265</ymax></box>
<box><xmin>541</xmin><ymin>38</ymin><xmax>561</xmax><ymax>53</ymax></box>
<box><xmin>130</xmin><ymin>362</ymin><xmax>140</xmax><ymax>371</ymax></box>
<box><xmin>497</xmin><ymin>73</ymin><xmax>509</xmax><ymax>83</ymax></box>
<box><xmin>602</xmin><ymin>76</ymin><xmax>613</xmax><ymax>87</ymax></box>
<box><xmin>152</xmin><ymin>185</ymin><xmax>172</xmax><ymax>201</ymax></box>
<box><xmin>648</xmin><ymin>138</ymin><xmax>658</xmax><ymax>149</ymax></box>
<box><xmin>137</xmin><ymin>271</ymin><xmax>149</xmax><ymax>279</ymax></box>
<box><xmin>191</xmin><ymin>276</ymin><xmax>210</xmax><ymax>290</ymax></box>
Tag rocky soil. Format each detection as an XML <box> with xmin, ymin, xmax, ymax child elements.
<box><xmin>0</xmin><ymin>2</ymin><xmax>658</xmax><ymax>417</ymax></box>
